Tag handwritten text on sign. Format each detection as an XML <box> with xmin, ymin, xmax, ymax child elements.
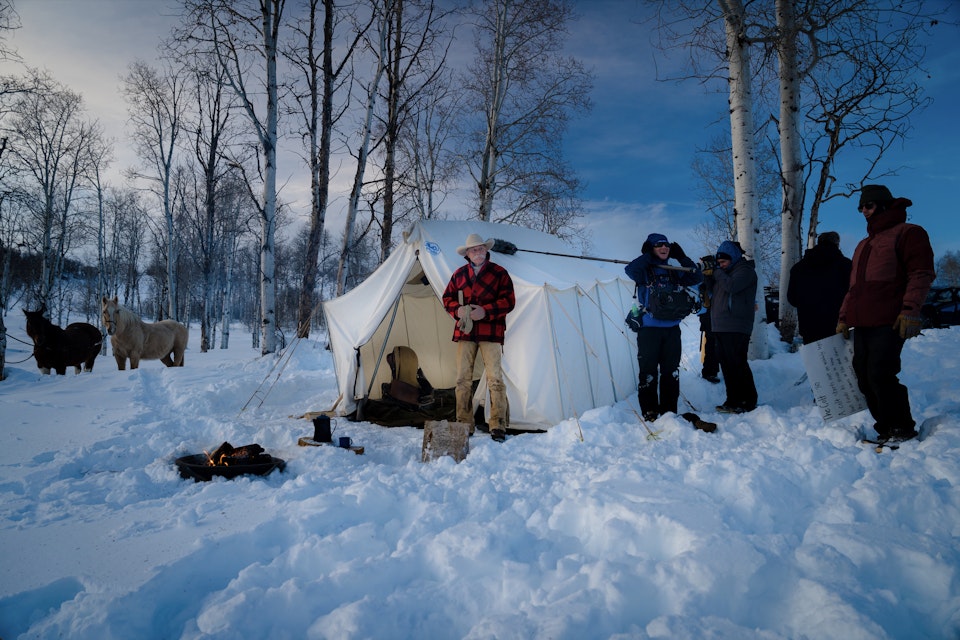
<box><xmin>799</xmin><ymin>333</ymin><xmax>867</xmax><ymax>422</ymax></box>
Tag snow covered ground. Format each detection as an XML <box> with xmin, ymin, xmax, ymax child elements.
<box><xmin>1</xmin><ymin>315</ymin><xmax>958</xmax><ymax>639</ymax></box>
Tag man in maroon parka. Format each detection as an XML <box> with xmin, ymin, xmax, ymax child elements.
<box><xmin>837</xmin><ymin>184</ymin><xmax>936</xmax><ymax>443</ymax></box>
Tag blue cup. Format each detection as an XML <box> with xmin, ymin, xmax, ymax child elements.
<box><xmin>339</xmin><ymin>436</ymin><xmax>351</xmax><ymax>449</ymax></box>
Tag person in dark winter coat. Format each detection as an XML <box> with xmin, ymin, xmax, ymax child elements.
<box><xmin>442</xmin><ymin>233</ymin><xmax>516</xmax><ymax>442</ymax></box>
<box><xmin>786</xmin><ymin>231</ymin><xmax>852</xmax><ymax>345</ymax></box>
<box><xmin>624</xmin><ymin>233</ymin><xmax>702</xmax><ymax>421</ymax></box>
<box><xmin>697</xmin><ymin>255</ymin><xmax>721</xmax><ymax>383</ymax></box>
<box><xmin>710</xmin><ymin>240</ymin><xmax>758</xmax><ymax>413</ymax></box>
<box><xmin>836</xmin><ymin>184</ymin><xmax>935</xmax><ymax>443</ymax></box>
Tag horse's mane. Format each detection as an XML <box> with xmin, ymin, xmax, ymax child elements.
<box><xmin>111</xmin><ymin>302</ymin><xmax>142</xmax><ymax>329</ymax></box>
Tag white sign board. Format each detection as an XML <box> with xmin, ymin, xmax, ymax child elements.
<box><xmin>799</xmin><ymin>333</ymin><xmax>868</xmax><ymax>422</ymax></box>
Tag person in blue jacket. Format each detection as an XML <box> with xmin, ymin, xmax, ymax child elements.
<box><xmin>625</xmin><ymin>233</ymin><xmax>702</xmax><ymax>421</ymax></box>
<box><xmin>710</xmin><ymin>240</ymin><xmax>759</xmax><ymax>413</ymax></box>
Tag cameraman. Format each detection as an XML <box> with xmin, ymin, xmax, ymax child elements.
<box><xmin>624</xmin><ymin>233</ymin><xmax>702</xmax><ymax>421</ymax></box>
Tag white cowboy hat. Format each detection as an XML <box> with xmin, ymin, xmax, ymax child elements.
<box><xmin>456</xmin><ymin>233</ymin><xmax>495</xmax><ymax>256</ymax></box>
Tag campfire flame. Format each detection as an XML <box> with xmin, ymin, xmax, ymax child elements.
<box><xmin>204</xmin><ymin>451</ymin><xmax>231</xmax><ymax>466</ymax></box>
<box><xmin>202</xmin><ymin>442</ymin><xmax>268</xmax><ymax>467</ymax></box>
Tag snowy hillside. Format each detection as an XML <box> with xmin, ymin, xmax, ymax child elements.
<box><xmin>1</xmin><ymin>316</ymin><xmax>958</xmax><ymax>639</ymax></box>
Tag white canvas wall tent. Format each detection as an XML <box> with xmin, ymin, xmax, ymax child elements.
<box><xmin>322</xmin><ymin>219</ymin><xmax>640</xmax><ymax>431</ymax></box>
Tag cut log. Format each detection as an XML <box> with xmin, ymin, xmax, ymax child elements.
<box><xmin>421</xmin><ymin>420</ymin><xmax>470</xmax><ymax>463</ymax></box>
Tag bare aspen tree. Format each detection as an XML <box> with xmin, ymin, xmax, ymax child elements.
<box><xmin>717</xmin><ymin>0</ymin><xmax>769</xmax><ymax>359</ymax></box>
<box><xmin>181</xmin><ymin>0</ymin><xmax>285</xmax><ymax>355</ymax></box>
<box><xmin>122</xmin><ymin>60</ymin><xmax>187</xmax><ymax>322</ymax></box>
<box><xmin>935</xmin><ymin>252</ymin><xmax>960</xmax><ymax>287</ymax></box>
<box><xmin>651</xmin><ymin>0</ymin><xmax>939</xmax><ymax>347</ymax></box>
<box><xmin>285</xmin><ymin>0</ymin><xmax>371</xmax><ymax>336</ymax></box>
<box><xmin>103</xmin><ymin>187</ymin><xmax>149</xmax><ymax>305</ymax></box>
<box><xmin>771</xmin><ymin>0</ymin><xmax>937</xmax><ymax>343</ymax></box>
<box><xmin>798</xmin><ymin>0</ymin><xmax>935</xmax><ymax>243</ymax></box>
<box><xmin>181</xmin><ymin>58</ymin><xmax>234</xmax><ymax>352</ymax></box>
<box><xmin>0</xmin><ymin>0</ymin><xmax>18</xmax><ymax>63</ymax></box>
<box><xmin>5</xmin><ymin>70</ymin><xmax>100</xmax><ymax>308</ymax></box>
<box><xmin>400</xmin><ymin>71</ymin><xmax>459</xmax><ymax>220</ymax></box>
<box><xmin>336</xmin><ymin>0</ymin><xmax>389</xmax><ymax>297</ymax></box>
<box><xmin>465</xmin><ymin>0</ymin><xmax>591</xmax><ymax>234</ymax></box>
<box><xmin>0</xmin><ymin>192</ymin><xmax>25</xmax><ymax>311</ymax></box>
<box><xmin>773</xmin><ymin>0</ymin><xmax>803</xmax><ymax>343</ymax></box>
<box><xmin>218</xmin><ymin>176</ymin><xmax>252</xmax><ymax>348</ymax></box>
<box><xmin>692</xmin><ymin>135</ymin><xmax>781</xmax><ymax>278</ymax></box>
<box><xmin>1</xmin><ymin>9</ymin><xmax>25</xmax><ymax>381</ymax></box>
<box><xmin>87</xmin><ymin>138</ymin><xmax>113</xmax><ymax>347</ymax></box>
<box><xmin>376</xmin><ymin>0</ymin><xmax>452</xmax><ymax>259</ymax></box>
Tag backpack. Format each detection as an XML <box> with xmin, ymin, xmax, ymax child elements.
<box><xmin>647</xmin><ymin>282</ymin><xmax>698</xmax><ymax>320</ymax></box>
<box><xmin>646</xmin><ymin>265</ymin><xmax>699</xmax><ymax>321</ymax></box>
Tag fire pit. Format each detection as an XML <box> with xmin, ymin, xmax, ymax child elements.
<box><xmin>176</xmin><ymin>442</ymin><xmax>286</xmax><ymax>482</ymax></box>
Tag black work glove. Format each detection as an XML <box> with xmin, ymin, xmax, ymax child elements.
<box><xmin>669</xmin><ymin>242</ymin><xmax>687</xmax><ymax>261</ymax></box>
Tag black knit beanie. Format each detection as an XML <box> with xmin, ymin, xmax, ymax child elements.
<box><xmin>817</xmin><ymin>231</ymin><xmax>840</xmax><ymax>247</ymax></box>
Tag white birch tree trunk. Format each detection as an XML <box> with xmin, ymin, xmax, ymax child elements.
<box><xmin>219</xmin><ymin>227</ymin><xmax>238</xmax><ymax>350</ymax></box>
<box><xmin>776</xmin><ymin>0</ymin><xmax>802</xmax><ymax>344</ymax></box>
<box><xmin>259</xmin><ymin>2</ymin><xmax>280</xmax><ymax>355</ymax></box>
<box><xmin>335</xmin><ymin>1</ymin><xmax>388</xmax><ymax>296</ymax></box>
<box><xmin>719</xmin><ymin>0</ymin><xmax>768</xmax><ymax>359</ymax></box>
<box><xmin>477</xmin><ymin>0</ymin><xmax>509</xmax><ymax>222</ymax></box>
<box><xmin>165</xmin><ymin>186</ymin><xmax>179</xmax><ymax>322</ymax></box>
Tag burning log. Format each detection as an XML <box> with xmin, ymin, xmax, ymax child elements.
<box><xmin>206</xmin><ymin>442</ymin><xmax>269</xmax><ymax>466</ymax></box>
<box><xmin>176</xmin><ymin>442</ymin><xmax>285</xmax><ymax>481</ymax></box>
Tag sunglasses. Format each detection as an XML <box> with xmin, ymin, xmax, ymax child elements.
<box><xmin>652</xmin><ymin>241</ymin><xmax>669</xmax><ymax>248</ymax></box>
<box><xmin>858</xmin><ymin>202</ymin><xmax>876</xmax><ymax>211</ymax></box>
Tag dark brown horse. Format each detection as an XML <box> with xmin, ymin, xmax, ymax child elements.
<box><xmin>24</xmin><ymin>308</ymin><xmax>103</xmax><ymax>375</ymax></box>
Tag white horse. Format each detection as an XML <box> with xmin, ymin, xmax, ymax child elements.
<box><xmin>100</xmin><ymin>297</ymin><xmax>188</xmax><ymax>369</ymax></box>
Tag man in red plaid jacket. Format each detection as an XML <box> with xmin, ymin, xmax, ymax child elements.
<box><xmin>442</xmin><ymin>233</ymin><xmax>516</xmax><ymax>441</ymax></box>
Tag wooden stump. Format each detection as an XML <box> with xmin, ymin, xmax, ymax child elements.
<box><xmin>421</xmin><ymin>420</ymin><xmax>470</xmax><ymax>463</ymax></box>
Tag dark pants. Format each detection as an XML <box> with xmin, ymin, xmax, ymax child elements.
<box><xmin>852</xmin><ymin>326</ymin><xmax>915</xmax><ymax>436</ymax></box>
<box><xmin>636</xmin><ymin>325</ymin><xmax>682</xmax><ymax>416</ymax></box>
<box><xmin>699</xmin><ymin>313</ymin><xmax>719</xmax><ymax>377</ymax></box>
<box><xmin>715</xmin><ymin>332</ymin><xmax>757</xmax><ymax>410</ymax></box>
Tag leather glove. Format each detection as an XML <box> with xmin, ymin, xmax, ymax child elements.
<box><xmin>669</xmin><ymin>242</ymin><xmax>687</xmax><ymax>261</ymax></box>
<box><xmin>456</xmin><ymin>306</ymin><xmax>473</xmax><ymax>333</ymax></box>
<box><xmin>836</xmin><ymin>322</ymin><xmax>850</xmax><ymax>340</ymax></box>
<box><xmin>469</xmin><ymin>305</ymin><xmax>486</xmax><ymax>321</ymax></box>
<box><xmin>892</xmin><ymin>313</ymin><xmax>922</xmax><ymax>340</ymax></box>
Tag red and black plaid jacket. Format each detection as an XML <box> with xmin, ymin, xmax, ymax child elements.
<box><xmin>442</xmin><ymin>258</ymin><xmax>515</xmax><ymax>343</ymax></box>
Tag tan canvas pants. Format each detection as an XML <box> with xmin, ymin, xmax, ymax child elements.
<box><xmin>455</xmin><ymin>341</ymin><xmax>507</xmax><ymax>430</ymax></box>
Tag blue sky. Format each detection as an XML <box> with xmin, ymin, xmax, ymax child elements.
<box><xmin>562</xmin><ymin>0</ymin><xmax>960</xmax><ymax>267</ymax></box>
<box><xmin>5</xmin><ymin>0</ymin><xmax>959</xmax><ymax>279</ymax></box>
